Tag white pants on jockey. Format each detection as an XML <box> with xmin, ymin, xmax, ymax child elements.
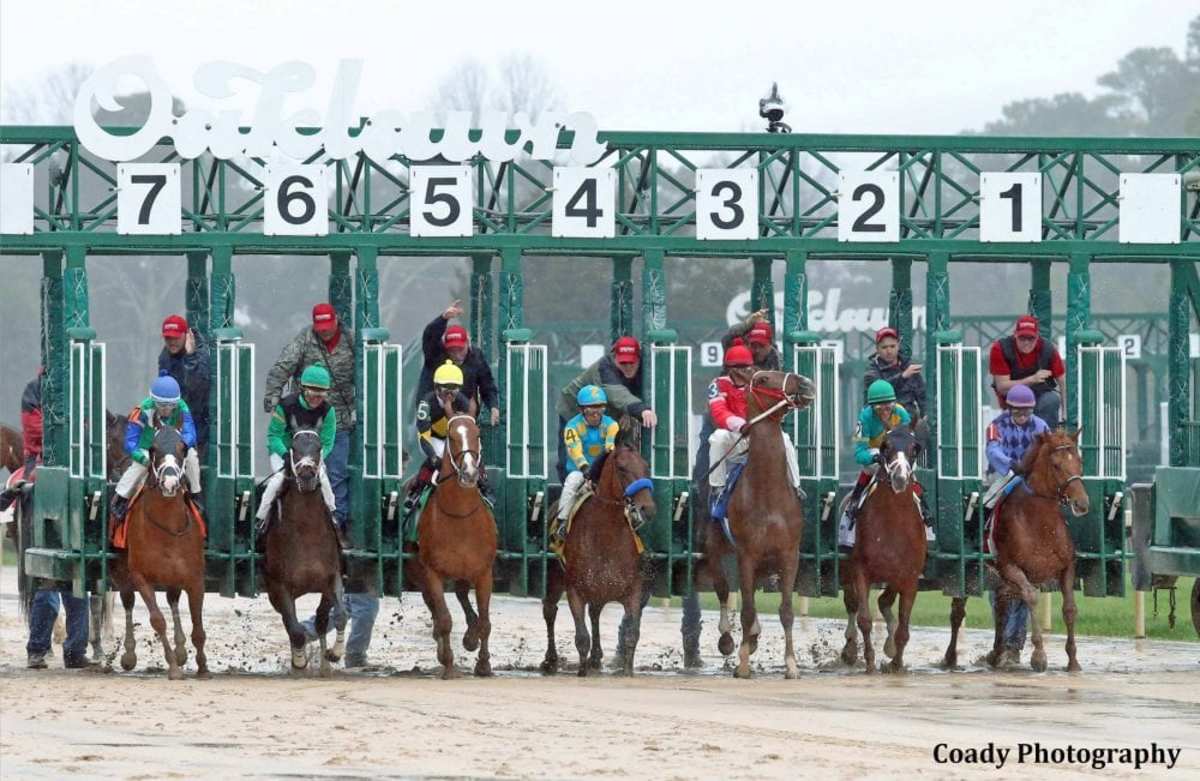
<box><xmin>707</xmin><ymin>429</ymin><xmax>800</xmax><ymax>490</ymax></box>
<box><xmin>256</xmin><ymin>453</ymin><xmax>336</xmax><ymax>522</ymax></box>
<box><xmin>115</xmin><ymin>448</ymin><xmax>202</xmax><ymax>499</ymax></box>
<box><xmin>557</xmin><ymin>470</ymin><xmax>587</xmax><ymax>520</ymax></box>
<box><xmin>982</xmin><ymin>470</ymin><xmax>1017</xmax><ymax>510</ymax></box>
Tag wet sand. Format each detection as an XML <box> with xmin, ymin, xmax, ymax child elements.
<box><xmin>1</xmin><ymin>565</ymin><xmax>1198</xmax><ymax>779</ymax></box>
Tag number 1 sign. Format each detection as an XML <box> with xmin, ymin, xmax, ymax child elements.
<box><xmin>980</xmin><ymin>172</ymin><xmax>1041</xmax><ymax>242</ymax></box>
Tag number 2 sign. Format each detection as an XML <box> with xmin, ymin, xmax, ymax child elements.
<box><xmin>838</xmin><ymin>171</ymin><xmax>898</xmax><ymax>242</ymax></box>
<box><xmin>117</xmin><ymin>163</ymin><xmax>181</xmax><ymax>235</ymax></box>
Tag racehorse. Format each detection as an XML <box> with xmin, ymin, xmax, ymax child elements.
<box><xmin>941</xmin><ymin>429</ymin><xmax>1089</xmax><ymax>672</ymax></box>
<box><xmin>702</xmin><ymin>369</ymin><xmax>815</xmax><ymax>678</ymax></box>
<box><xmin>110</xmin><ymin>426</ymin><xmax>208</xmax><ymax>680</ymax></box>
<box><xmin>540</xmin><ymin>425</ymin><xmax>655</xmax><ymax>676</ymax></box>
<box><xmin>839</xmin><ymin>427</ymin><xmax>926</xmax><ymax>673</ymax></box>
<box><xmin>0</xmin><ymin>424</ymin><xmax>22</xmax><ymax>474</ymax></box>
<box><xmin>409</xmin><ymin>410</ymin><xmax>497</xmax><ymax>679</ymax></box>
<box><xmin>261</xmin><ymin>429</ymin><xmax>347</xmax><ymax>676</ymax></box>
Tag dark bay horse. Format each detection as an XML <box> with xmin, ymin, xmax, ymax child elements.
<box><xmin>703</xmin><ymin>369</ymin><xmax>815</xmax><ymax>678</ymax></box>
<box><xmin>110</xmin><ymin>426</ymin><xmax>208</xmax><ymax>680</ymax></box>
<box><xmin>410</xmin><ymin>413</ymin><xmax>497</xmax><ymax>679</ymax></box>
<box><xmin>541</xmin><ymin>429</ymin><xmax>656</xmax><ymax>676</ymax></box>
<box><xmin>839</xmin><ymin>427</ymin><xmax>926</xmax><ymax>673</ymax></box>
<box><xmin>941</xmin><ymin>429</ymin><xmax>1089</xmax><ymax>672</ymax></box>
<box><xmin>262</xmin><ymin>430</ymin><xmax>347</xmax><ymax>676</ymax></box>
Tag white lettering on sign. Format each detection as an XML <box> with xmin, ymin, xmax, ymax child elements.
<box><xmin>725</xmin><ymin>289</ymin><xmax>927</xmax><ymax>334</ymax></box>
<box><xmin>1117</xmin><ymin>334</ymin><xmax>1142</xmax><ymax>360</ymax></box>
<box><xmin>73</xmin><ymin>56</ymin><xmax>606</xmax><ymax>166</ymax></box>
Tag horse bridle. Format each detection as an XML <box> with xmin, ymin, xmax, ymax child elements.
<box><xmin>1030</xmin><ymin>443</ymin><xmax>1085</xmax><ymax>504</ymax></box>
<box><xmin>289</xmin><ymin>429</ymin><xmax>322</xmax><ymax>490</ymax></box>
<box><xmin>747</xmin><ymin>371</ymin><xmax>809</xmax><ymax>424</ymax></box>
<box><xmin>147</xmin><ymin>440</ymin><xmax>191</xmax><ymax>537</ymax></box>
<box><xmin>441</xmin><ymin>414</ymin><xmax>483</xmax><ymax>483</ymax></box>
<box><xmin>587</xmin><ymin>454</ymin><xmax>653</xmax><ymax>529</ymax></box>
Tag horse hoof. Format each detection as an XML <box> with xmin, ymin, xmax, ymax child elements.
<box><xmin>985</xmin><ymin>651</ymin><xmax>1002</xmax><ymax>669</ymax></box>
<box><xmin>864</xmin><ymin>664</ymin><xmax>877</xmax><ymax>675</ymax></box>
<box><xmin>196</xmin><ymin>669</ymin><xmax>212</xmax><ymax>680</ymax></box>
<box><xmin>1066</xmin><ymin>661</ymin><xmax>1081</xmax><ymax>673</ymax></box>
<box><xmin>588</xmin><ymin>656</ymin><xmax>603</xmax><ymax>671</ymax></box>
<box><xmin>940</xmin><ymin>654</ymin><xmax>958</xmax><ymax>670</ymax></box>
<box><xmin>1031</xmin><ymin>654</ymin><xmax>1048</xmax><ymax>673</ymax></box>
<box><xmin>175</xmin><ymin>648</ymin><xmax>189</xmax><ymax>667</ymax></box>
<box><xmin>462</xmin><ymin>633</ymin><xmax>480</xmax><ymax>653</ymax></box>
<box><xmin>840</xmin><ymin>644</ymin><xmax>858</xmax><ymax>666</ymax></box>
<box><xmin>291</xmin><ymin>652</ymin><xmax>309</xmax><ymax>670</ymax></box>
<box><xmin>748</xmin><ymin>637</ymin><xmax>759</xmax><ymax>655</ymax></box>
<box><xmin>474</xmin><ymin>661</ymin><xmax>493</xmax><ymax>678</ymax></box>
<box><xmin>441</xmin><ymin>666</ymin><xmax>461</xmax><ymax>680</ymax></box>
<box><xmin>320</xmin><ymin>661</ymin><xmax>333</xmax><ymax>678</ymax></box>
<box><xmin>683</xmin><ymin>652</ymin><xmax>704</xmax><ymax>670</ymax></box>
<box><xmin>577</xmin><ymin>665</ymin><xmax>588</xmax><ymax>678</ymax></box>
<box><xmin>540</xmin><ymin>658</ymin><xmax>558</xmax><ymax>675</ymax></box>
<box><xmin>167</xmin><ymin>666</ymin><xmax>184</xmax><ymax>681</ymax></box>
<box><xmin>120</xmin><ymin>653</ymin><xmax>137</xmax><ymax>672</ymax></box>
<box><xmin>324</xmin><ymin>650</ymin><xmax>342</xmax><ymax>664</ymax></box>
<box><xmin>733</xmin><ymin>664</ymin><xmax>752</xmax><ymax>679</ymax></box>
<box><xmin>718</xmin><ymin>634</ymin><xmax>735</xmax><ymax>656</ymax></box>
<box><xmin>784</xmin><ymin>664</ymin><xmax>799</xmax><ymax>680</ymax></box>
<box><xmin>886</xmin><ymin>660</ymin><xmax>906</xmax><ymax>674</ymax></box>
<box><xmin>884</xmin><ymin>639</ymin><xmax>896</xmax><ymax>658</ymax></box>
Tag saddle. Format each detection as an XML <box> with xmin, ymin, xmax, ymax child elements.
<box><xmin>110</xmin><ymin>488</ymin><xmax>207</xmax><ymax>550</ymax></box>
<box><xmin>548</xmin><ymin>483</ymin><xmax>645</xmax><ymax>562</ymax></box>
<box><xmin>709</xmin><ymin>460</ymin><xmax>748</xmax><ymax>546</ymax></box>
<box><xmin>983</xmin><ymin>477</ymin><xmax>1028</xmax><ymax>554</ymax></box>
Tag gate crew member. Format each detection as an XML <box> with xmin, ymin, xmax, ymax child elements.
<box><xmin>551</xmin><ymin>385</ymin><xmax>619</xmax><ymax>545</ymax></box>
<box><xmin>417</xmin><ymin>299</ymin><xmax>500</xmax><ymax>426</ymax></box>
<box><xmin>255</xmin><ymin>365</ymin><xmax>337</xmax><ymax>526</ymax></box>
<box><xmin>863</xmin><ymin>326</ymin><xmax>926</xmax><ymax>421</ymax></box>
<box><xmin>110</xmin><ymin>376</ymin><xmax>203</xmax><ymax>521</ymax></box>
<box><xmin>404</xmin><ymin>361</ymin><xmax>489</xmax><ymax>512</ymax></box>
<box><xmin>981</xmin><ymin>383</ymin><xmax>1049</xmax><ymax>660</ymax></box>
<box><xmin>556</xmin><ymin>336</ymin><xmax>656</xmax><ymax>481</ymax></box>
<box><xmin>158</xmin><ymin>314</ymin><xmax>211</xmax><ymax>450</ymax></box>
<box><xmin>989</xmin><ymin>315</ymin><xmax>1066</xmax><ymax>429</ymax></box>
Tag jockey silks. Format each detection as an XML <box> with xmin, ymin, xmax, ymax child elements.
<box><xmin>985</xmin><ymin>410</ymin><xmax>1050</xmax><ymax>475</ymax></box>
<box><xmin>563</xmin><ymin>413</ymin><xmax>618</xmax><ymax>473</ymax></box>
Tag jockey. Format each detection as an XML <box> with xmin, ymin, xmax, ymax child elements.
<box><xmin>403</xmin><ymin>360</ymin><xmax>488</xmax><ymax>514</ymax></box>
<box><xmin>552</xmin><ymin>385</ymin><xmax>619</xmax><ymax>543</ymax></box>
<box><xmin>110</xmin><ymin>376</ymin><xmax>202</xmax><ymax>521</ymax></box>
<box><xmin>706</xmin><ymin>339</ymin><xmax>802</xmax><ymax>497</ymax></box>
<box><xmin>254</xmin><ymin>365</ymin><xmax>338</xmax><ymax>525</ymax></box>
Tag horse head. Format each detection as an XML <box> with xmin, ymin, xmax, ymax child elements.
<box><xmin>106</xmin><ymin>410</ymin><xmax>132</xmax><ymax>480</ymax></box>
<box><xmin>747</xmin><ymin>370</ymin><xmax>817</xmax><ymax>421</ymax></box>
<box><xmin>1021</xmin><ymin>429</ymin><xmax>1089</xmax><ymax>517</ymax></box>
<box><xmin>149</xmin><ymin>425</ymin><xmax>186</xmax><ymax>498</ymax></box>
<box><xmin>880</xmin><ymin>426</ymin><xmax>921</xmax><ymax>493</ymax></box>
<box><xmin>445</xmin><ymin>414</ymin><xmax>483</xmax><ymax>488</ymax></box>
<box><xmin>288</xmin><ymin>429</ymin><xmax>323</xmax><ymax>493</ymax></box>
<box><xmin>603</xmin><ymin>439</ymin><xmax>656</xmax><ymax>530</ymax></box>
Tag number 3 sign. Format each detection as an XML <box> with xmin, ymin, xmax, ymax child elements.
<box><xmin>265</xmin><ymin>164</ymin><xmax>329</xmax><ymax>236</ymax></box>
<box><xmin>838</xmin><ymin>171</ymin><xmax>898</xmax><ymax>242</ymax></box>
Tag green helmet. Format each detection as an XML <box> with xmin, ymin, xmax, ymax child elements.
<box><xmin>866</xmin><ymin>379</ymin><xmax>896</xmax><ymax>405</ymax></box>
<box><xmin>300</xmin><ymin>365</ymin><xmax>331</xmax><ymax>390</ymax></box>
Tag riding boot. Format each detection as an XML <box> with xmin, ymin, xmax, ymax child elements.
<box><xmin>110</xmin><ymin>495</ymin><xmax>130</xmax><ymax>522</ymax></box>
<box><xmin>917</xmin><ymin>490</ymin><xmax>936</xmax><ymax>541</ymax></box>
<box><xmin>477</xmin><ymin>468</ymin><xmax>494</xmax><ymax>507</ymax></box>
<box><xmin>0</xmin><ymin>487</ymin><xmax>17</xmax><ymax>512</ymax></box>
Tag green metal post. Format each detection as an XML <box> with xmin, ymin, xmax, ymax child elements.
<box><xmin>63</xmin><ymin>245</ymin><xmax>89</xmax><ymax>332</ymax></box>
<box><xmin>40</xmin><ymin>251</ymin><xmax>66</xmax><ymax>468</ymax></box>
<box><xmin>783</xmin><ymin>250</ymin><xmax>810</xmax><ymax>370</ymax></box>
<box><xmin>470</xmin><ymin>254</ymin><xmax>494</xmax><ymax>363</ymax></box>
<box><xmin>611</xmin><ymin>256</ymin><xmax>634</xmax><ymax>341</ymax></box>
<box><xmin>185</xmin><ymin>251</ymin><xmax>210</xmax><ymax>344</ymax></box>
<box><xmin>499</xmin><ymin>246</ymin><xmax>524</xmax><ymax>334</ymax></box>
<box><xmin>329</xmin><ymin>251</ymin><xmax>353</xmax><ymax>330</ymax></box>
<box><xmin>1065</xmin><ymin>253</ymin><xmax>1092</xmax><ymax>430</ymax></box>
<box><xmin>889</xmin><ymin>257</ymin><xmax>913</xmax><ymax>361</ymax></box>
<box><xmin>1167</xmin><ymin>259</ymin><xmax>1199</xmax><ymax>466</ymax></box>
<box><xmin>751</xmin><ymin>257</ymin><xmax>775</xmax><ymax>326</ymax></box>
<box><xmin>1029</xmin><ymin>258</ymin><xmax>1052</xmax><ymax>339</ymax></box>
<box><xmin>642</xmin><ymin>249</ymin><xmax>667</xmax><ymax>338</ymax></box>
<box><xmin>209</xmin><ymin>246</ymin><xmax>235</xmax><ymax>332</ymax></box>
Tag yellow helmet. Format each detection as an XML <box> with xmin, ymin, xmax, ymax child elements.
<box><xmin>433</xmin><ymin>360</ymin><xmax>464</xmax><ymax>386</ymax></box>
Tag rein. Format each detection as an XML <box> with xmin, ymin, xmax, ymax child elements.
<box><xmin>698</xmin><ymin>372</ymin><xmax>806</xmax><ymax>485</ymax></box>
<box><xmin>146</xmin><ymin>456</ymin><xmax>192</xmax><ymax>538</ymax></box>
<box><xmin>1024</xmin><ymin>443</ymin><xmax>1085</xmax><ymax>504</ymax></box>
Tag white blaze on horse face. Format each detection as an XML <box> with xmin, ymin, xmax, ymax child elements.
<box><xmin>890</xmin><ymin>451</ymin><xmax>911</xmax><ymax>491</ymax></box>
<box><xmin>160</xmin><ymin>454</ymin><xmax>181</xmax><ymax>493</ymax></box>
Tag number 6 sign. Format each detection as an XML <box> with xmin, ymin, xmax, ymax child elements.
<box><xmin>838</xmin><ymin>171</ymin><xmax>898</xmax><ymax>242</ymax></box>
<box><xmin>117</xmin><ymin>163</ymin><xmax>181</xmax><ymax>235</ymax></box>
<box><xmin>264</xmin><ymin>164</ymin><xmax>329</xmax><ymax>236</ymax></box>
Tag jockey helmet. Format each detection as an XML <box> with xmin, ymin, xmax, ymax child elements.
<box><xmin>434</xmin><ymin>360</ymin><xmax>465</xmax><ymax>387</ymax></box>
<box><xmin>1005</xmin><ymin>384</ymin><xmax>1036</xmax><ymax>408</ymax></box>
<box><xmin>724</xmin><ymin>338</ymin><xmax>753</xmax><ymax>367</ymax></box>
<box><xmin>300</xmin><ymin>365</ymin><xmax>331</xmax><ymax>390</ymax></box>
<box><xmin>866</xmin><ymin>379</ymin><xmax>896</xmax><ymax>405</ymax></box>
<box><xmin>150</xmin><ymin>376</ymin><xmax>181</xmax><ymax>404</ymax></box>
<box><xmin>576</xmin><ymin>384</ymin><xmax>607</xmax><ymax>407</ymax></box>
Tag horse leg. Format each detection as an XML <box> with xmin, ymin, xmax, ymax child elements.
<box><xmin>88</xmin><ymin>593</ymin><xmax>105</xmax><ymax>661</ymax></box>
<box><xmin>455</xmin><ymin>580</ymin><xmax>480</xmax><ymax>652</ymax></box>
<box><xmin>540</xmin><ymin>565</ymin><xmax>563</xmax><ymax>674</ymax></box>
<box><xmin>166</xmin><ymin>587</ymin><xmax>188</xmax><ymax>667</ymax></box>
<box><xmin>620</xmin><ymin>584</ymin><xmax>643</xmax><ymax>677</ymax></box>
<box><xmin>567</xmin><ymin>589</ymin><xmax>590</xmax><ymax>678</ymax></box>
<box><xmin>472</xmin><ymin>574</ymin><xmax>493</xmax><ymax>678</ymax></box>
<box><xmin>853</xmin><ymin>567</ymin><xmax>875</xmax><ymax>674</ymax></box>
<box><xmin>1060</xmin><ymin>560</ymin><xmax>1080</xmax><ymax>672</ymax></box>
<box><xmin>878</xmin><ymin>586</ymin><xmax>898</xmax><ymax>659</ymax></box>
<box><xmin>712</xmin><ymin>558</ymin><xmax>736</xmax><ymax>658</ymax></box>
<box><xmin>129</xmin><ymin>572</ymin><xmax>178</xmax><ymax>680</ymax></box>
<box><xmin>587</xmin><ymin>603</ymin><xmax>605</xmax><ymax>670</ymax></box>
<box><xmin>119</xmin><ymin>587</ymin><xmax>137</xmax><ymax>672</ymax></box>
<box><xmin>315</xmin><ymin>589</ymin><xmax>335</xmax><ymax>678</ymax></box>
<box><xmin>733</xmin><ymin>553</ymin><xmax>758</xmax><ymax>679</ymax></box>
<box><xmin>987</xmin><ymin>588</ymin><xmax>1009</xmax><ymax>668</ymax></box>
<box><xmin>186</xmin><ymin>583</ymin><xmax>208</xmax><ymax>679</ymax></box>
<box><xmin>779</xmin><ymin>552</ymin><xmax>800</xmax><ymax>679</ymax></box>
<box><xmin>840</xmin><ymin>580</ymin><xmax>860</xmax><ymax>666</ymax></box>
<box><xmin>327</xmin><ymin>576</ymin><xmax>347</xmax><ymax>663</ymax></box>
<box><xmin>425</xmin><ymin>576</ymin><xmax>458</xmax><ymax>679</ymax></box>
<box><xmin>269</xmin><ymin>584</ymin><xmax>308</xmax><ymax>671</ymax></box>
<box><xmin>941</xmin><ymin>597</ymin><xmax>967</xmax><ymax>669</ymax></box>
<box><xmin>886</xmin><ymin>585</ymin><xmax>916</xmax><ymax>674</ymax></box>
<box><xmin>1001</xmin><ymin>563</ymin><xmax>1044</xmax><ymax>672</ymax></box>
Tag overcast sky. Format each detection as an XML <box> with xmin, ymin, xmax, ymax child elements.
<box><xmin>0</xmin><ymin>0</ymin><xmax>1192</xmax><ymax>135</ymax></box>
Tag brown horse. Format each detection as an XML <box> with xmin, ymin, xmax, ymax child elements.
<box><xmin>703</xmin><ymin>369</ymin><xmax>815</xmax><ymax>678</ymax></box>
<box><xmin>262</xmin><ymin>429</ymin><xmax>347</xmax><ymax>676</ymax></box>
<box><xmin>839</xmin><ymin>427</ymin><xmax>927</xmax><ymax>673</ymax></box>
<box><xmin>941</xmin><ymin>429</ymin><xmax>1089</xmax><ymax>672</ymax></box>
<box><xmin>541</xmin><ymin>429</ymin><xmax>656</xmax><ymax>676</ymax></box>
<box><xmin>0</xmin><ymin>424</ymin><xmax>22</xmax><ymax>474</ymax></box>
<box><xmin>410</xmin><ymin>412</ymin><xmax>497</xmax><ymax>679</ymax></box>
<box><xmin>110</xmin><ymin>426</ymin><xmax>208</xmax><ymax>680</ymax></box>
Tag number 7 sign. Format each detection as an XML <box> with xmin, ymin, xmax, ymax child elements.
<box><xmin>118</xmin><ymin>163</ymin><xmax>181</xmax><ymax>235</ymax></box>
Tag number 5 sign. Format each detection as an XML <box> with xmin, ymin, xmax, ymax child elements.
<box><xmin>410</xmin><ymin>166</ymin><xmax>473</xmax><ymax>237</ymax></box>
<box><xmin>264</xmin><ymin>164</ymin><xmax>329</xmax><ymax>236</ymax></box>
<box><xmin>118</xmin><ymin>163</ymin><xmax>181</xmax><ymax>235</ymax></box>
<box><xmin>838</xmin><ymin>171</ymin><xmax>898</xmax><ymax>242</ymax></box>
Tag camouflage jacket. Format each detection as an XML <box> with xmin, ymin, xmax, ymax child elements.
<box><xmin>264</xmin><ymin>326</ymin><xmax>356</xmax><ymax>429</ymax></box>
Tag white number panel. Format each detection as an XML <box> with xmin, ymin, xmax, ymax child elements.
<box><xmin>696</xmin><ymin>169</ymin><xmax>758</xmax><ymax>240</ymax></box>
<box><xmin>980</xmin><ymin>172</ymin><xmax>1042</xmax><ymax>242</ymax></box>
<box><xmin>0</xmin><ymin>163</ymin><xmax>34</xmax><ymax>234</ymax></box>
<box><xmin>838</xmin><ymin>171</ymin><xmax>899</xmax><ymax>242</ymax></box>
<box><xmin>553</xmin><ymin>167</ymin><xmax>616</xmax><ymax>238</ymax></box>
<box><xmin>117</xmin><ymin>163</ymin><xmax>181</xmax><ymax>235</ymax></box>
<box><xmin>1120</xmin><ymin>173</ymin><xmax>1180</xmax><ymax>244</ymax></box>
<box><xmin>410</xmin><ymin>166</ymin><xmax>473</xmax><ymax>237</ymax></box>
<box><xmin>264</xmin><ymin>164</ymin><xmax>329</xmax><ymax>236</ymax></box>
<box><xmin>700</xmin><ymin>341</ymin><xmax>723</xmax><ymax>367</ymax></box>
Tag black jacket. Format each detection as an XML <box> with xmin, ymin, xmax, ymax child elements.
<box><xmin>721</xmin><ymin>322</ymin><xmax>781</xmax><ymax>370</ymax></box>
<box><xmin>863</xmin><ymin>354</ymin><xmax>927</xmax><ymax>419</ymax></box>
<box><xmin>417</xmin><ymin>316</ymin><xmax>500</xmax><ymax>412</ymax></box>
<box><xmin>158</xmin><ymin>333</ymin><xmax>211</xmax><ymax>446</ymax></box>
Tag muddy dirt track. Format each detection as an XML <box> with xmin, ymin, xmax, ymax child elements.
<box><xmin>1</xmin><ymin>565</ymin><xmax>1198</xmax><ymax>779</ymax></box>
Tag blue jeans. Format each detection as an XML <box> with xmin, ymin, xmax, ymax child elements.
<box><xmin>327</xmin><ymin>429</ymin><xmax>351</xmax><ymax>526</ymax></box>
<box><xmin>303</xmin><ymin>591</ymin><xmax>380</xmax><ymax>660</ymax></box>
<box><xmin>990</xmin><ymin>589</ymin><xmax>1029</xmax><ymax>651</ymax></box>
<box><xmin>27</xmin><ymin>588</ymin><xmax>89</xmax><ymax>660</ymax></box>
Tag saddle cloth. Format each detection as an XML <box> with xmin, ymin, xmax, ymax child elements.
<box><xmin>110</xmin><ymin>488</ymin><xmax>207</xmax><ymax>550</ymax></box>
<box><xmin>709</xmin><ymin>459</ymin><xmax>748</xmax><ymax>546</ymax></box>
<box><xmin>549</xmin><ymin>483</ymin><xmax>645</xmax><ymax>562</ymax></box>
<box><xmin>983</xmin><ymin>476</ymin><xmax>1028</xmax><ymax>554</ymax></box>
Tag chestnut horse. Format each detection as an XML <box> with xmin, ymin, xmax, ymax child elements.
<box><xmin>839</xmin><ymin>427</ymin><xmax>926</xmax><ymax>673</ymax></box>
<box><xmin>110</xmin><ymin>426</ymin><xmax>208</xmax><ymax>680</ymax></box>
<box><xmin>941</xmin><ymin>429</ymin><xmax>1089</xmax><ymax>672</ymax></box>
<box><xmin>703</xmin><ymin>369</ymin><xmax>815</xmax><ymax>678</ymax></box>
<box><xmin>410</xmin><ymin>413</ymin><xmax>497</xmax><ymax>679</ymax></box>
<box><xmin>541</xmin><ymin>428</ymin><xmax>656</xmax><ymax>676</ymax></box>
<box><xmin>0</xmin><ymin>424</ymin><xmax>22</xmax><ymax>474</ymax></box>
<box><xmin>261</xmin><ymin>429</ymin><xmax>347</xmax><ymax>676</ymax></box>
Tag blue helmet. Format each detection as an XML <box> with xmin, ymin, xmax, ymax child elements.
<box><xmin>150</xmin><ymin>375</ymin><xmax>181</xmax><ymax>404</ymax></box>
<box><xmin>576</xmin><ymin>384</ymin><xmax>607</xmax><ymax>407</ymax></box>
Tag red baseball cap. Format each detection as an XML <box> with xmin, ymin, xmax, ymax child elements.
<box><xmin>1014</xmin><ymin>315</ymin><xmax>1039</xmax><ymax>338</ymax></box>
<box><xmin>312</xmin><ymin>303</ymin><xmax>337</xmax><ymax>333</ymax></box>
<box><xmin>875</xmin><ymin>326</ymin><xmax>899</xmax><ymax>344</ymax></box>
<box><xmin>613</xmin><ymin>336</ymin><xmax>641</xmax><ymax>365</ymax></box>
<box><xmin>748</xmin><ymin>321</ymin><xmax>773</xmax><ymax>346</ymax></box>
<box><xmin>162</xmin><ymin>314</ymin><xmax>188</xmax><ymax>338</ymax></box>
<box><xmin>443</xmin><ymin>325</ymin><xmax>469</xmax><ymax>349</ymax></box>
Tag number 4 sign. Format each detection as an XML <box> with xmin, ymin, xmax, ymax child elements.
<box><xmin>553</xmin><ymin>168</ymin><xmax>616</xmax><ymax>238</ymax></box>
<box><xmin>117</xmin><ymin>163</ymin><xmax>181</xmax><ymax>235</ymax></box>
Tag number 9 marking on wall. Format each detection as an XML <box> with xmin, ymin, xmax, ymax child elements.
<box><xmin>264</xmin><ymin>164</ymin><xmax>329</xmax><ymax>236</ymax></box>
<box><xmin>979</xmin><ymin>172</ymin><xmax>1041</xmax><ymax>242</ymax></box>
<box><xmin>696</xmin><ymin>169</ymin><xmax>758</xmax><ymax>240</ymax></box>
<box><xmin>837</xmin><ymin>171</ymin><xmax>898</xmax><ymax>242</ymax></box>
<box><xmin>410</xmin><ymin>166</ymin><xmax>473</xmax><ymax>237</ymax></box>
<box><xmin>553</xmin><ymin>167</ymin><xmax>616</xmax><ymax>238</ymax></box>
<box><xmin>117</xmin><ymin>163</ymin><xmax>181</xmax><ymax>235</ymax></box>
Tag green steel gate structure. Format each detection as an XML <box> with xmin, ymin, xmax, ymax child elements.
<box><xmin>2</xmin><ymin>124</ymin><xmax>1198</xmax><ymax>601</ymax></box>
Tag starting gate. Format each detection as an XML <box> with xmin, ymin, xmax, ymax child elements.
<box><xmin>647</xmin><ymin>342</ymin><xmax>694</xmax><ymax>596</ymax></box>
<box><xmin>792</xmin><ymin>340</ymin><xmax>841</xmax><ymax>596</ymax></box>
<box><xmin>210</xmin><ymin>332</ymin><xmax>255</xmax><ymax>596</ymax></box>
<box><xmin>501</xmin><ymin>336</ymin><xmax>549</xmax><ymax>596</ymax></box>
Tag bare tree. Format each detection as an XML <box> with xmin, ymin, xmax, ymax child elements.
<box><xmin>493</xmin><ymin>53</ymin><xmax>561</xmax><ymax>121</ymax></box>
<box><xmin>431</xmin><ymin>58</ymin><xmax>491</xmax><ymax>127</ymax></box>
<box><xmin>1</xmin><ymin>63</ymin><xmax>93</xmax><ymax>125</ymax></box>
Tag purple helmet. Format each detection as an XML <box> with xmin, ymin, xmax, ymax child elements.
<box><xmin>1006</xmin><ymin>384</ymin><xmax>1036</xmax><ymax>408</ymax></box>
